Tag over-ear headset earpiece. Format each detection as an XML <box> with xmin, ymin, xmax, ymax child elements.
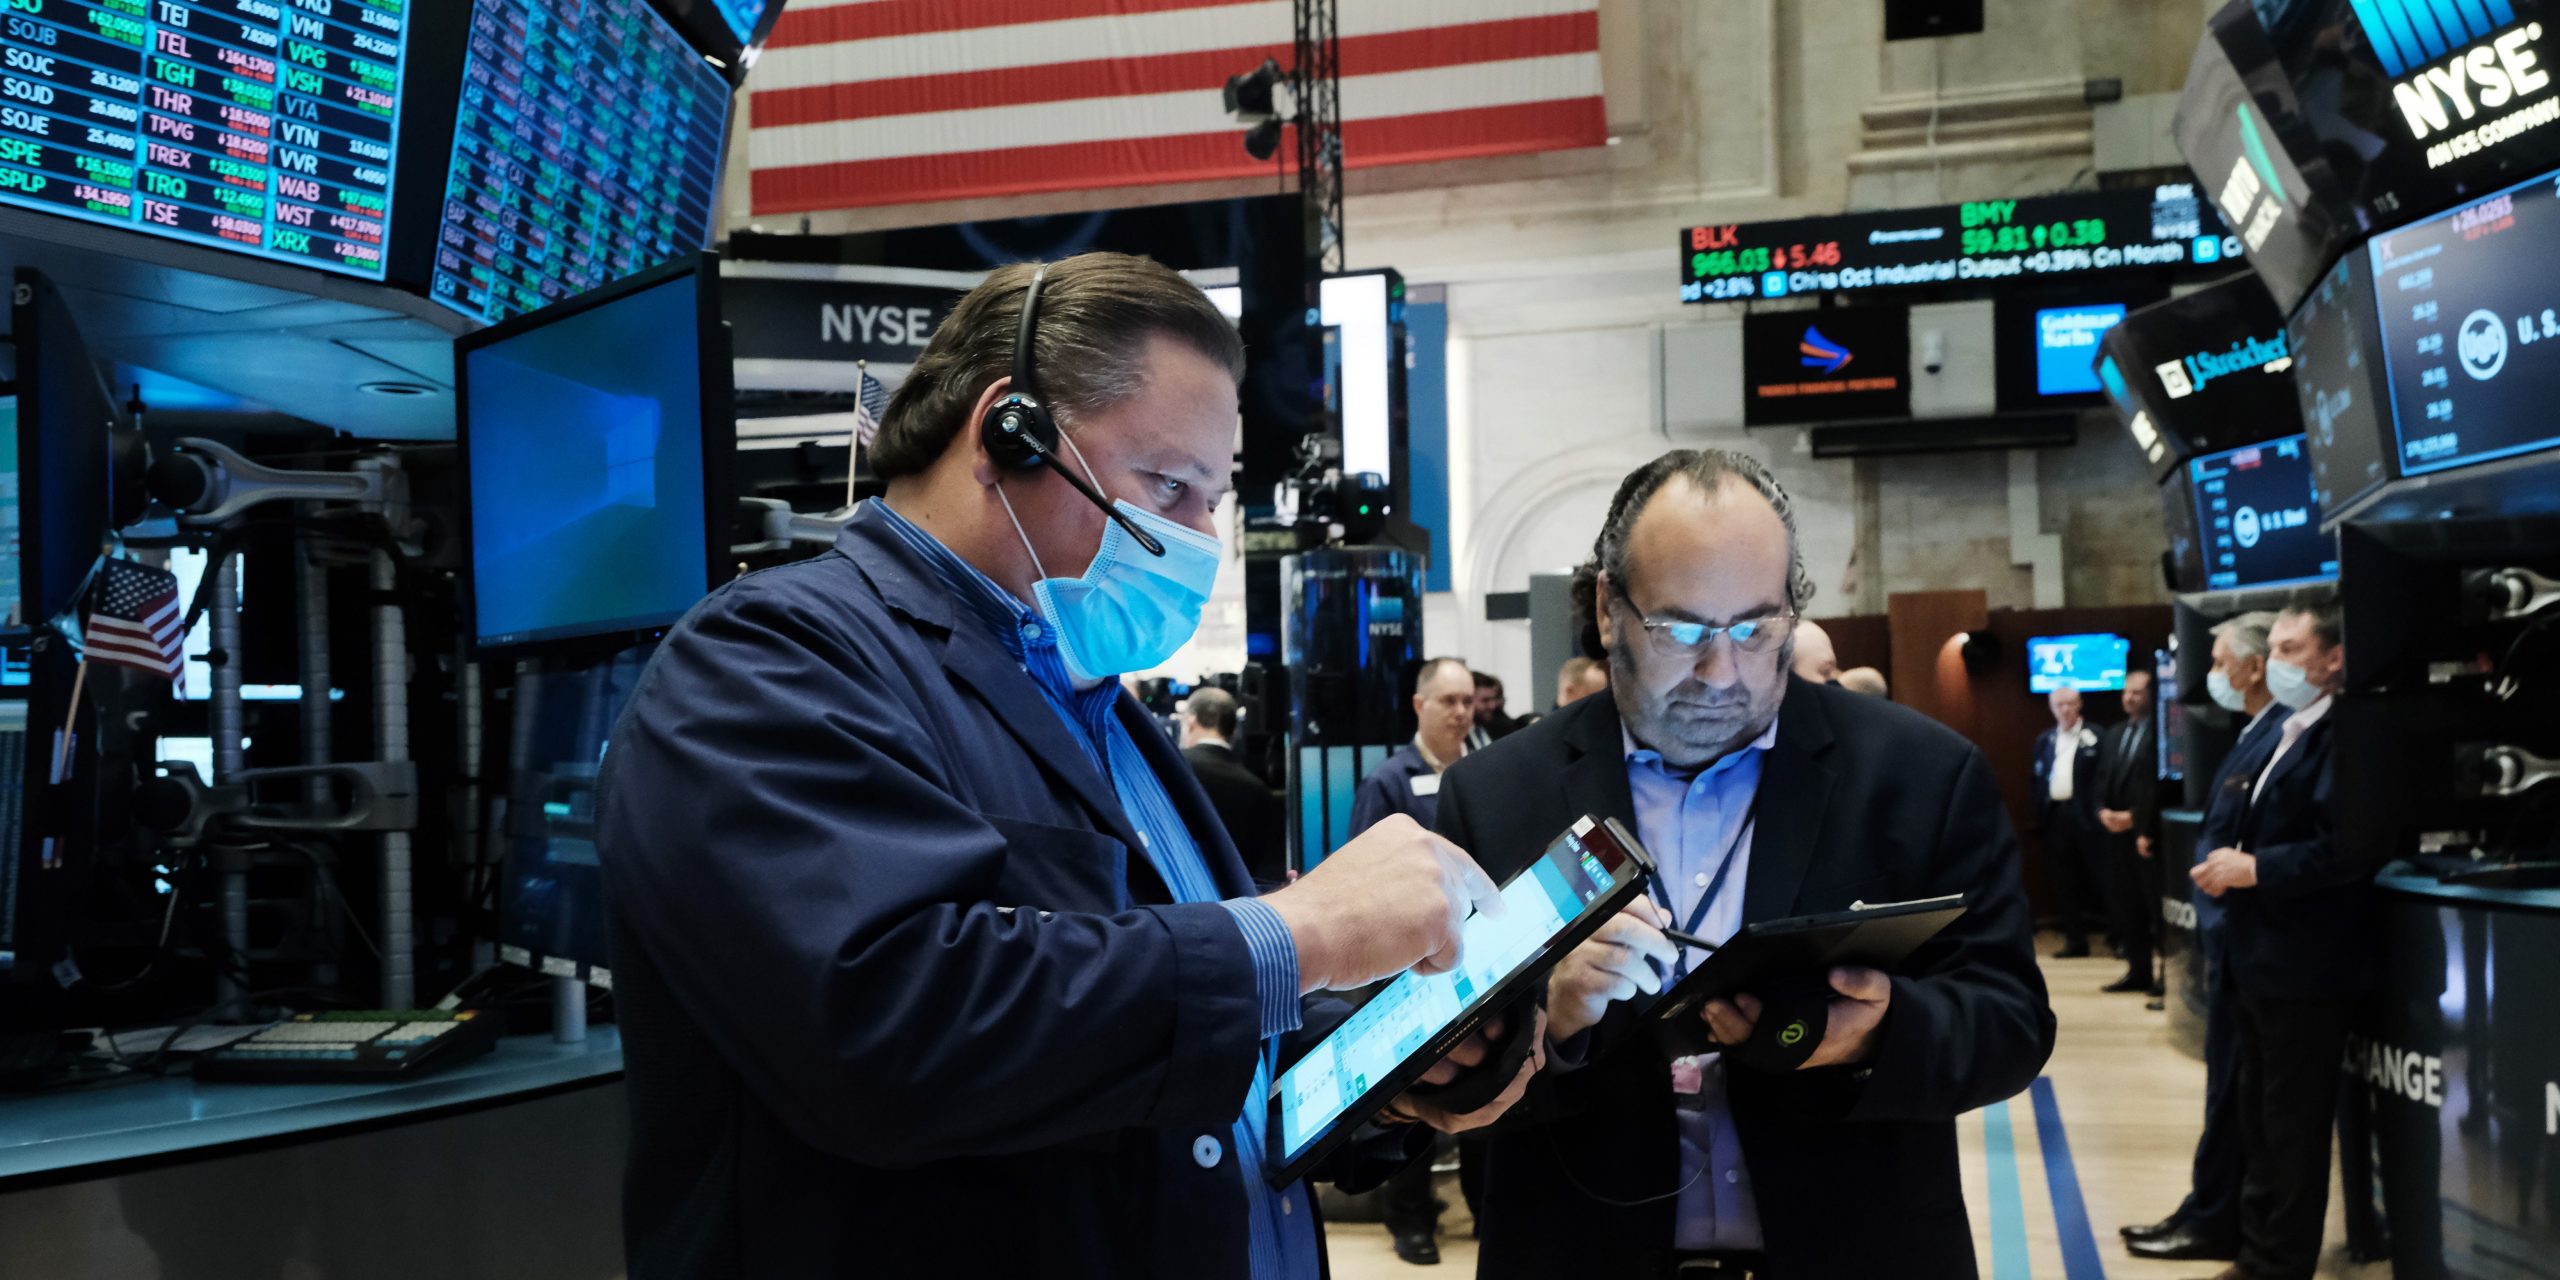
<box><xmin>977</xmin><ymin>263</ymin><xmax>1165</xmax><ymax>556</ymax></box>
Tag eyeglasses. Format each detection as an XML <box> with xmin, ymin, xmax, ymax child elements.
<box><xmin>1609</xmin><ymin>578</ymin><xmax>1796</xmax><ymax>659</ymax></box>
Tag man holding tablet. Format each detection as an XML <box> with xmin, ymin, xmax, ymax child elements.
<box><xmin>1438</xmin><ymin>449</ymin><xmax>2055</xmax><ymax>1278</ymax></box>
<box><xmin>600</xmin><ymin>256</ymin><xmax>1532</xmax><ymax>1280</ymax></box>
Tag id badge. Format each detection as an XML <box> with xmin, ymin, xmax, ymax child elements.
<box><xmin>1670</xmin><ymin>1054</ymin><xmax>1716</xmax><ymax>1112</ymax></box>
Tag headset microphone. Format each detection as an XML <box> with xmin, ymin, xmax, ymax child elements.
<box><xmin>982</xmin><ymin>265</ymin><xmax>1165</xmax><ymax>557</ymax></box>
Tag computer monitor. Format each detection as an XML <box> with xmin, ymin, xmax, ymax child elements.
<box><xmin>455</xmin><ymin>255</ymin><xmax>736</xmax><ymax>656</ymax></box>
<box><xmin>2027</xmin><ymin>634</ymin><xmax>2131</xmax><ymax>694</ymax></box>
<box><xmin>495</xmin><ymin>645</ymin><xmax>655</xmax><ymax>980</ymax></box>
<box><xmin>2187</xmin><ymin>434</ymin><xmax>2336</xmax><ymax>592</ymax></box>
<box><xmin>15</xmin><ymin>270</ymin><xmax>118</xmax><ymax>632</ymax></box>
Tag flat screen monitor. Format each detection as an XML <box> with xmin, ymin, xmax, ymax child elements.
<box><xmin>496</xmin><ymin>644</ymin><xmax>653</xmax><ymax>976</ymax></box>
<box><xmin>456</xmin><ymin>254</ymin><xmax>734</xmax><ymax>654</ymax></box>
<box><xmin>0</xmin><ymin>0</ymin><xmax>412</xmax><ymax>279</ymax></box>
<box><xmin>2034</xmin><ymin>303</ymin><xmax>2126</xmax><ymax>396</ymax></box>
<box><xmin>2027</xmin><ymin>634</ymin><xmax>2130</xmax><ymax>693</ymax></box>
<box><xmin>2159</xmin><ymin>467</ymin><xmax>2206</xmax><ymax>593</ymax></box>
<box><xmin>1741</xmin><ymin>305</ymin><xmax>1911</xmax><ymax>426</ymax></box>
<box><xmin>2172</xmin><ymin>2</ymin><xmax>2359</xmax><ymax>314</ymax></box>
<box><xmin>712</xmin><ymin>0</ymin><xmax>769</xmax><ymax>46</ymax></box>
<box><xmin>432</xmin><ymin>0</ymin><xmax>734</xmax><ymax>325</ymax></box>
<box><xmin>2189</xmin><ymin>434</ymin><xmax>2337</xmax><ymax>591</ymax></box>
<box><xmin>2288</xmin><ymin>249</ymin><xmax>2395</xmax><ymax>516</ymax></box>
<box><xmin>2369</xmin><ymin>165</ymin><xmax>2560</xmax><ymax>478</ymax></box>
<box><xmin>2094</xmin><ymin>274</ymin><xmax>2301</xmax><ymax>480</ymax></box>
<box><xmin>2154</xmin><ymin>648</ymin><xmax>2186</xmax><ymax>783</ymax></box>
<box><xmin>15</xmin><ymin>270</ymin><xmax>115</xmax><ymax>630</ymax></box>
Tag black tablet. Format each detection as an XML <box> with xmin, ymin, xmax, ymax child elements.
<box><xmin>1266</xmin><ymin>815</ymin><xmax>1655</xmax><ymax>1188</ymax></box>
<box><xmin>1644</xmin><ymin>895</ymin><xmax>1968</xmax><ymax>1041</ymax></box>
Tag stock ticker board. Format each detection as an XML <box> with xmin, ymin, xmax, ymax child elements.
<box><xmin>432</xmin><ymin>0</ymin><xmax>730</xmax><ymax>325</ymax></box>
<box><xmin>0</xmin><ymin>0</ymin><xmax>408</xmax><ymax>279</ymax></box>
<box><xmin>1679</xmin><ymin>186</ymin><xmax>2236</xmax><ymax>303</ymax></box>
<box><xmin>2371</xmin><ymin>168</ymin><xmax>2560</xmax><ymax>478</ymax></box>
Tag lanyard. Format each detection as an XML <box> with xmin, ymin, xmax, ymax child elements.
<box><xmin>1647</xmin><ymin>793</ymin><xmax>1759</xmax><ymax>980</ymax></box>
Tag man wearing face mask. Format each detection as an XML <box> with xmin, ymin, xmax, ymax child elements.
<box><xmin>597</xmin><ymin>255</ymin><xmax>1530</xmax><ymax>1280</ymax></box>
<box><xmin>1432</xmin><ymin>449</ymin><xmax>2054</xmax><ymax>1278</ymax></box>
<box><xmin>2122</xmin><ymin>611</ymin><xmax>2284</xmax><ymax>1264</ymax></box>
<box><xmin>2182</xmin><ymin>601</ymin><xmax>2360</xmax><ymax>1280</ymax></box>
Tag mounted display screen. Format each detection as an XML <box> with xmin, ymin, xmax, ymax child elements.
<box><xmin>2370</xmin><ymin>166</ymin><xmax>2560</xmax><ymax>477</ymax></box>
<box><xmin>2287</xmin><ymin>250</ymin><xmax>2396</xmax><ymax>516</ymax></box>
<box><xmin>1741</xmin><ymin>306</ymin><xmax>1910</xmax><ymax>426</ymax></box>
<box><xmin>0</xmin><ymin>0</ymin><xmax>410</xmax><ymax>279</ymax></box>
<box><xmin>1680</xmin><ymin>186</ymin><xmax>2232</xmax><ymax>303</ymax></box>
<box><xmin>431</xmin><ymin>0</ymin><xmax>733</xmax><ymax>325</ymax></box>
<box><xmin>2027</xmin><ymin>634</ymin><xmax>2131</xmax><ymax>694</ymax></box>
<box><xmin>2189</xmin><ymin>434</ymin><xmax>2336</xmax><ymax>591</ymax></box>
<box><xmin>2094</xmin><ymin>274</ymin><xmax>2301</xmax><ymax>479</ymax></box>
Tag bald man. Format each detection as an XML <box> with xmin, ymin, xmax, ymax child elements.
<box><xmin>1791</xmin><ymin>619</ymin><xmax>1841</xmax><ymax>683</ymax></box>
<box><xmin>1839</xmin><ymin>667</ymin><xmax>1889</xmax><ymax>698</ymax></box>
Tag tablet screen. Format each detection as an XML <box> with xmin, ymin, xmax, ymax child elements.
<box><xmin>1275</xmin><ymin>819</ymin><xmax>1644</xmax><ymax>1166</ymax></box>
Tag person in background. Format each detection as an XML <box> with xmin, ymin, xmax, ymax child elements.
<box><xmin>1554</xmin><ymin>654</ymin><xmax>1609</xmax><ymax>708</ymax></box>
<box><xmin>1180</xmin><ymin>687</ymin><xmax>1287</xmax><ymax>885</ymax></box>
<box><xmin>1442</xmin><ymin>448</ymin><xmax>2053</xmax><ymax>1277</ymax></box>
<box><xmin>2122</xmin><ymin>611</ymin><xmax>2282</xmax><ymax>1265</ymax></box>
<box><xmin>2094</xmin><ymin>669</ymin><xmax>2162</xmax><ymax>995</ymax></box>
<box><xmin>1347</xmin><ymin>655</ymin><xmax>1482</xmax><ymax>1265</ymax></box>
<box><xmin>2187</xmin><ymin>601</ymin><xmax>2359</xmax><ymax>1280</ymax></box>
<box><xmin>2032</xmin><ymin>686</ymin><xmax>2108</xmax><ymax>958</ymax></box>
<box><xmin>1790</xmin><ymin>617</ymin><xmax>1841</xmax><ymax>683</ymax></box>
<box><xmin>1839</xmin><ymin>666</ymin><xmax>1889</xmax><ymax>698</ymax></box>
<box><xmin>1466</xmin><ymin>671</ymin><xmax>1532</xmax><ymax>753</ymax></box>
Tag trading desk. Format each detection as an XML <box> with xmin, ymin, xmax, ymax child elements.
<box><xmin>0</xmin><ymin>1030</ymin><xmax>625</xmax><ymax>1279</ymax></box>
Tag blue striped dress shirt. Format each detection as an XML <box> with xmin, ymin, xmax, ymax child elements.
<box><xmin>875</xmin><ymin>500</ymin><xmax>1317</xmax><ymax>1279</ymax></box>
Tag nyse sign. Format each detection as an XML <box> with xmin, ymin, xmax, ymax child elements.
<box><xmin>724</xmin><ymin>274</ymin><xmax>966</xmax><ymax>366</ymax></box>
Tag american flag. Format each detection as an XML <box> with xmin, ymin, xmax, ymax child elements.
<box><xmin>853</xmin><ymin>364</ymin><xmax>889</xmax><ymax>445</ymax></box>
<box><xmin>747</xmin><ymin>0</ymin><xmax>1608</xmax><ymax>214</ymax></box>
<box><xmin>85</xmin><ymin>559</ymin><xmax>186</xmax><ymax>686</ymax></box>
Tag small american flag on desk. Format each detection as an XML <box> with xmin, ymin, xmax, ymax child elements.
<box><xmin>86</xmin><ymin>559</ymin><xmax>186</xmax><ymax>687</ymax></box>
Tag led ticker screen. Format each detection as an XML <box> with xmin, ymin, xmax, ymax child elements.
<box><xmin>0</xmin><ymin>0</ymin><xmax>409</xmax><ymax>279</ymax></box>
<box><xmin>1680</xmin><ymin>186</ymin><xmax>2232</xmax><ymax>303</ymax></box>
<box><xmin>433</xmin><ymin>0</ymin><xmax>732</xmax><ymax>325</ymax></box>
<box><xmin>2189</xmin><ymin>434</ymin><xmax>2336</xmax><ymax>591</ymax></box>
<box><xmin>2371</xmin><ymin>167</ymin><xmax>2560</xmax><ymax>477</ymax></box>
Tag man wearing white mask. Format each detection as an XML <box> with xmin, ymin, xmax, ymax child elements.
<box><xmin>597</xmin><ymin>255</ymin><xmax>1531</xmax><ymax>1280</ymax></box>
<box><xmin>2186</xmin><ymin>600</ymin><xmax>2361</xmax><ymax>1280</ymax></box>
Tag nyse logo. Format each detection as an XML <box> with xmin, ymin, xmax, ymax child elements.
<box><xmin>2352</xmin><ymin>0</ymin><xmax>2554</xmax><ymax>144</ymax></box>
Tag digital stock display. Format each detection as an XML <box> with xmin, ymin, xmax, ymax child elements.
<box><xmin>1680</xmin><ymin>186</ymin><xmax>2232</xmax><ymax>303</ymax></box>
<box><xmin>432</xmin><ymin>0</ymin><xmax>732</xmax><ymax>325</ymax></box>
<box><xmin>0</xmin><ymin>0</ymin><xmax>409</xmax><ymax>279</ymax></box>
<box><xmin>2371</xmin><ymin>168</ymin><xmax>2560</xmax><ymax>477</ymax></box>
<box><xmin>2287</xmin><ymin>251</ymin><xmax>2395</xmax><ymax>514</ymax></box>
<box><xmin>2189</xmin><ymin>434</ymin><xmax>2336</xmax><ymax>591</ymax></box>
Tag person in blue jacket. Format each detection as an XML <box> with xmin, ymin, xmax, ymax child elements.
<box><xmin>598</xmin><ymin>254</ymin><xmax>1534</xmax><ymax>1279</ymax></box>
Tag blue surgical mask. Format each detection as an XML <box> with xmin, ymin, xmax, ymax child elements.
<box><xmin>2206</xmin><ymin>669</ymin><xmax>2247</xmax><ymax>713</ymax></box>
<box><xmin>2266</xmin><ymin>657</ymin><xmax>2321</xmax><ymax>710</ymax></box>
<box><xmin>997</xmin><ymin>438</ymin><xmax>1222</xmax><ymax>683</ymax></box>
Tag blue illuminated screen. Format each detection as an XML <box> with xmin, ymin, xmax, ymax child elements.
<box><xmin>2370</xmin><ymin>165</ymin><xmax>2560</xmax><ymax>478</ymax></box>
<box><xmin>2035</xmin><ymin>304</ymin><xmax>2127</xmax><ymax>395</ymax></box>
<box><xmin>463</xmin><ymin>275</ymin><xmax>710</xmax><ymax>649</ymax></box>
<box><xmin>0</xmin><ymin>0</ymin><xmax>409</xmax><ymax>279</ymax></box>
<box><xmin>714</xmin><ymin>0</ymin><xmax>769</xmax><ymax>43</ymax></box>
<box><xmin>2028</xmin><ymin>634</ymin><xmax>2130</xmax><ymax>694</ymax></box>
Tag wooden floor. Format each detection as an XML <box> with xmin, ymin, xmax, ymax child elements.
<box><xmin>1330</xmin><ymin>938</ymin><xmax>2392</xmax><ymax>1279</ymax></box>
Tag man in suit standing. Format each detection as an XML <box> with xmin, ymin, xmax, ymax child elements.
<box><xmin>2123</xmin><ymin>612</ymin><xmax>2286</xmax><ymax>1264</ymax></box>
<box><xmin>1179</xmin><ymin>687</ymin><xmax>1286</xmax><ymax>885</ymax></box>
<box><xmin>2033</xmin><ymin>687</ymin><xmax>2108</xmax><ymax>957</ymax></box>
<box><xmin>1437</xmin><ymin>448</ymin><xmax>2055</xmax><ymax>1278</ymax></box>
<box><xmin>2095</xmin><ymin>669</ymin><xmax>2163</xmax><ymax>994</ymax></box>
<box><xmin>2187</xmin><ymin>600</ymin><xmax>2361</xmax><ymax>1280</ymax></box>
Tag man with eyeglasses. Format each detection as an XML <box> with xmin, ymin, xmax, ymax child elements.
<box><xmin>1436</xmin><ymin>449</ymin><xmax>2054</xmax><ymax>1279</ymax></box>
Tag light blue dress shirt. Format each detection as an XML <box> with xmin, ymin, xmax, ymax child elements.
<box><xmin>1624</xmin><ymin>717</ymin><xmax>1779</xmax><ymax>1251</ymax></box>
<box><xmin>877</xmin><ymin>500</ymin><xmax>1318</xmax><ymax>1279</ymax></box>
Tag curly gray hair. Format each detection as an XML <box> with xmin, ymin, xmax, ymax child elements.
<box><xmin>1569</xmin><ymin>449</ymin><xmax>1813</xmax><ymax>657</ymax></box>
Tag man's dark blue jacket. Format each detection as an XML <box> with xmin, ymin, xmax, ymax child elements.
<box><xmin>597</xmin><ymin>505</ymin><xmax>1404</xmax><ymax>1278</ymax></box>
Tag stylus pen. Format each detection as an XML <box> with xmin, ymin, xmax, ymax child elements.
<box><xmin>1663</xmin><ymin>927</ymin><xmax>1718</xmax><ymax>954</ymax></box>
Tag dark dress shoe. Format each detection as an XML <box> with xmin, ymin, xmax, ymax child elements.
<box><xmin>2127</xmin><ymin>1221</ymin><xmax>2241</xmax><ymax>1261</ymax></box>
<box><xmin>2102</xmin><ymin>972</ymin><xmax>2152</xmax><ymax>993</ymax></box>
<box><xmin>1392</xmin><ymin>1229</ymin><xmax>1441</xmax><ymax>1266</ymax></box>
<box><xmin>2121</xmin><ymin>1213</ymin><xmax>2185</xmax><ymax>1242</ymax></box>
<box><xmin>2056</xmin><ymin>943</ymin><xmax>2093</xmax><ymax>959</ymax></box>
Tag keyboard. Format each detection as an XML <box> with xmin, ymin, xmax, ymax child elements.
<box><xmin>192</xmin><ymin>1009</ymin><xmax>501</xmax><ymax>1083</ymax></box>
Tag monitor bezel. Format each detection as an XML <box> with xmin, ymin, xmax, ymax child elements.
<box><xmin>453</xmin><ymin>252</ymin><xmax>736</xmax><ymax>660</ymax></box>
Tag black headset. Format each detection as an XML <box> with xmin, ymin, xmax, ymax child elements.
<box><xmin>978</xmin><ymin>264</ymin><xmax>1164</xmax><ymax>556</ymax></box>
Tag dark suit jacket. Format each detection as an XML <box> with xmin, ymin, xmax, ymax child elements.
<box><xmin>1435</xmin><ymin>679</ymin><xmax>2055</xmax><ymax>1279</ymax></box>
<box><xmin>2217</xmin><ymin>711</ymin><xmax>2374</xmax><ymax>998</ymax></box>
<box><xmin>1183</xmin><ymin>742</ymin><xmax>1287</xmax><ymax>885</ymax></box>
<box><xmin>598</xmin><ymin>505</ymin><xmax>1408</xmax><ymax>1280</ymax></box>
<box><xmin>2030</xmin><ymin>723</ymin><xmax>2102</xmax><ymax>829</ymax></box>
<box><xmin>2097</xmin><ymin>716</ymin><xmax>2160</xmax><ymax>844</ymax></box>
<box><xmin>2191</xmin><ymin>708</ymin><xmax>2290</xmax><ymax>937</ymax></box>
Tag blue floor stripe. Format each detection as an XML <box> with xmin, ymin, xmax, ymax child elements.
<box><xmin>2030</xmin><ymin>1077</ymin><xmax>2107</xmax><ymax>1280</ymax></box>
<box><xmin>1982</xmin><ymin>1099</ymin><xmax>2033</xmax><ymax>1280</ymax></box>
